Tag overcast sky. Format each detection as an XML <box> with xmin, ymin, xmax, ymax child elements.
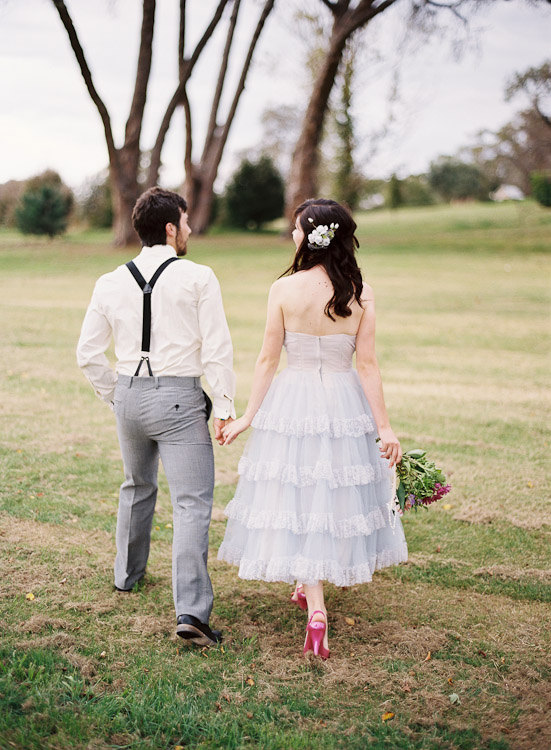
<box><xmin>0</xmin><ymin>0</ymin><xmax>549</xmax><ymax>191</ymax></box>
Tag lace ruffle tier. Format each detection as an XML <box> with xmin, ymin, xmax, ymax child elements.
<box><xmin>252</xmin><ymin>409</ymin><xmax>375</xmax><ymax>438</ymax></box>
<box><xmin>218</xmin><ymin>542</ymin><xmax>409</xmax><ymax>587</ymax></box>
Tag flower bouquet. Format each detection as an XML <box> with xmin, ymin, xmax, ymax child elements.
<box><xmin>393</xmin><ymin>448</ymin><xmax>451</xmax><ymax>515</ymax></box>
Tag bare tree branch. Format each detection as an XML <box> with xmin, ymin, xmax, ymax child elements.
<box><xmin>50</xmin><ymin>0</ymin><xmax>116</xmax><ymax>162</ymax></box>
<box><xmin>319</xmin><ymin>0</ymin><xmax>338</xmax><ymax>11</ymax></box>
<box><xmin>424</xmin><ymin>0</ymin><xmax>469</xmax><ymax>24</ymax></box>
<box><xmin>204</xmin><ymin>0</ymin><xmax>242</xmax><ymax>153</ymax></box>
<box><xmin>178</xmin><ymin>0</ymin><xmax>186</xmax><ymax>81</ymax></box>
<box><xmin>146</xmin><ymin>0</ymin><xmax>230</xmax><ymax>186</ymax></box>
<box><xmin>125</xmin><ymin>0</ymin><xmax>156</xmax><ymax>149</ymax></box>
<box><xmin>217</xmin><ymin>0</ymin><xmax>276</xmax><ymax>152</ymax></box>
<box><xmin>183</xmin><ymin>88</ymin><xmax>193</xmax><ymax>180</ymax></box>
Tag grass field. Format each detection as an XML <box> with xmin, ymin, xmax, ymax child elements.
<box><xmin>0</xmin><ymin>201</ymin><xmax>550</xmax><ymax>749</ymax></box>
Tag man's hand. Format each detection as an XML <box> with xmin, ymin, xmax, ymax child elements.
<box><xmin>214</xmin><ymin>417</ymin><xmax>233</xmax><ymax>445</ymax></box>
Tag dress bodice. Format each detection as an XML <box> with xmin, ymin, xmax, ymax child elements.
<box><xmin>284</xmin><ymin>330</ymin><xmax>356</xmax><ymax>373</ymax></box>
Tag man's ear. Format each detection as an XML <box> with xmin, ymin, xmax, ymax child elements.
<box><xmin>165</xmin><ymin>222</ymin><xmax>176</xmax><ymax>241</ymax></box>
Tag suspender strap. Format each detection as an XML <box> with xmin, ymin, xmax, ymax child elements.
<box><xmin>126</xmin><ymin>256</ymin><xmax>180</xmax><ymax>376</ymax></box>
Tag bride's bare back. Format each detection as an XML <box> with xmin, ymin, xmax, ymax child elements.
<box><xmin>275</xmin><ymin>265</ymin><xmax>368</xmax><ymax>337</ymax></box>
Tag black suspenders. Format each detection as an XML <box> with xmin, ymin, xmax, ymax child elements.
<box><xmin>126</xmin><ymin>257</ymin><xmax>180</xmax><ymax>376</ymax></box>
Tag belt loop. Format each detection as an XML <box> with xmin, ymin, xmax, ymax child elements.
<box><xmin>155</xmin><ymin>377</ymin><xmax>160</xmax><ymax>389</ymax></box>
<box><xmin>128</xmin><ymin>376</ymin><xmax>133</xmax><ymax>389</ymax></box>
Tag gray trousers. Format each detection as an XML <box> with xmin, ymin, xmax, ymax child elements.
<box><xmin>113</xmin><ymin>374</ymin><xmax>215</xmax><ymax>622</ymax></box>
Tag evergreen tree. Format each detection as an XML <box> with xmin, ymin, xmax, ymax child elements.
<box><xmin>16</xmin><ymin>184</ymin><xmax>71</xmax><ymax>237</ymax></box>
<box><xmin>223</xmin><ymin>156</ymin><xmax>284</xmax><ymax>230</ymax></box>
<box><xmin>388</xmin><ymin>174</ymin><xmax>403</xmax><ymax>209</ymax></box>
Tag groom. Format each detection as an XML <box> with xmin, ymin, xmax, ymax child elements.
<box><xmin>77</xmin><ymin>186</ymin><xmax>235</xmax><ymax>646</ymax></box>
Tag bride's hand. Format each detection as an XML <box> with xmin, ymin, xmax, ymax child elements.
<box><xmin>221</xmin><ymin>415</ymin><xmax>252</xmax><ymax>445</ymax></box>
<box><xmin>377</xmin><ymin>427</ymin><xmax>402</xmax><ymax>468</ymax></box>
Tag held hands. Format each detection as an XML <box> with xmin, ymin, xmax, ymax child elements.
<box><xmin>213</xmin><ymin>417</ymin><xmax>234</xmax><ymax>446</ymax></box>
<box><xmin>377</xmin><ymin>426</ymin><xmax>402</xmax><ymax>468</ymax></box>
<box><xmin>221</xmin><ymin>415</ymin><xmax>252</xmax><ymax>445</ymax></box>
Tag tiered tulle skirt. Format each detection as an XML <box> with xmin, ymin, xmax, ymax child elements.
<box><xmin>217</xmin><ymin>367</ymin><xmax>408</xmax><ymax>586</ymax></box>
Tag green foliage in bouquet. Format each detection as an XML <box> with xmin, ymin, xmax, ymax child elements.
<box><xmin>395</xmin><ymin>449</ymin><xmax>450</xmax><ymax>513</ymax></box>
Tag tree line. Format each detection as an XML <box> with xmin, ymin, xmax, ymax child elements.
<box><xmin>2</xmin><ymin>1</ymin><xmax>550</xmax><ymax>241</ymax></box>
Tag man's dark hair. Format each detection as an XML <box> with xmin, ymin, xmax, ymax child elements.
<box><xmin>132</xmin><ymin>187</ymin><xmax>187</xmax><ymax>246</ymax></box>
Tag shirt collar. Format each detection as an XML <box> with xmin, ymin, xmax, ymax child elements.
<box><xmin>137</xmin><ymin>244</ymin><xmax>177</xmax><ymax>260</ymax></box>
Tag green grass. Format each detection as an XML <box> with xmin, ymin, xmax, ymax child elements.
<box><xmin>0</xmin><ymin>201</ymin><xmax>550</xmax><ymax>749</ymax></box>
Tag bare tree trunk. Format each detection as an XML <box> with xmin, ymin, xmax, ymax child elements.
<box><xmin>182</xmin><ymin>0</ymin><xmax>276</xmax><ymax>234</ymax></box>
<box><xmin>50</xmin><ymin>0</ymin><xmax>230</xmax><ymax>246</ymax></box>
<box><xmin>285</xmin><ymin>0</ymin><xmax>398</xmax><ymax>222</ymax></box>
<box><xmin>286</xmin><ymin>35</ymin><xmax>347</xmax><ymax>219</ymax></box>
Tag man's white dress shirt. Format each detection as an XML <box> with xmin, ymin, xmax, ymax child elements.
<box><xmin>77</xmin><ymin>245</ymin><xmax>236</xmax><ymax>419</ymax></box>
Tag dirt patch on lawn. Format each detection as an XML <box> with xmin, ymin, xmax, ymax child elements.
<box><xmin>0</xmin><ymin>512</ymin><xmax>115</xmax><ymax>560</ymax></box>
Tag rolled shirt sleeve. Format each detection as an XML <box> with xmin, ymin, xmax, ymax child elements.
<box><xmin>76</xmin><ymin>284</ymin><xmax>117</xmax><ymax>407</ymax></box>
<box><xmin>197</xmin><ymin>269</ymin><xmax>236</xmax><ymax>419</ymax></box>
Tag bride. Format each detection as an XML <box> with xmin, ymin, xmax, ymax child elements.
<box><xmin>218</xmin><ymin>198</ymin><xmax>407</xmax><ymax>659</ymax></box>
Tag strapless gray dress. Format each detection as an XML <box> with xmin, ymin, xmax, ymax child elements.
<box><xmin>217</xmin><ymin>331</ymin><xmax>408</xmax><ymax>586</ymax></box>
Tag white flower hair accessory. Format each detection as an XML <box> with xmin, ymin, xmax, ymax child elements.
<box><xmin>307</xmin><ymin>217</ymin><xmax>339</xmax><ymax>249</ymax></box>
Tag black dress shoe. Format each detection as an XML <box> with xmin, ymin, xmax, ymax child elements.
<box><xmin>114</xmin><ymin>576</ymin><xmax>144</xmax><ymax>593</ymax></box>
<box><xmin>176</xmin><ymin>614</ymin><xmax>222</xmax><ymax>646</ymax></box>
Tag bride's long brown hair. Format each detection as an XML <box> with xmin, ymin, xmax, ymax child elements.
<box><xmin>281</xmin><ymin>198</ymin><xmax>363</xmax><ymax>320</ymax></box>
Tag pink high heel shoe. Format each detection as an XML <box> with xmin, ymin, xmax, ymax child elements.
<box><xmin>290</xmin><ymin>583</ymin><xmax>307</xmax><ymax>611</ymax></box>
<box><xmin>303</xmin><ymin>610</ymin><xmax>330</xmax><ymax>660</ymax></box>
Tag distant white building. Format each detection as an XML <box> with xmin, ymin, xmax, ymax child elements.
<box><xmin>490</xmin><ymin>184</ymin><xmax>525</xmax><ymax>202</ymax></box>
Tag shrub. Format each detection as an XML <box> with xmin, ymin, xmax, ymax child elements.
<box><xmin>223</xmin><ymin>155</ymin><xmax>284</xmax><ymax>229</ymax></box>
<box><xmin>531</xmin><ymin>172</ymin><xmax>551</xmax><ymax>207</ymax></box>
<box><xmin>16</xmin><ymin>184</ymin><xmax>71</xmax><ymax>237</ymax></box>
<box><xmin>429</xmin><ymin>158</ymin><xmax>489</xmax><ymax>202</ymax></box>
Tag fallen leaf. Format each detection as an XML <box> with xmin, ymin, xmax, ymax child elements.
<box><xmin>143</xmin><ymin>667</ymin><xmax>149</xmax><ymax>672</ymax></box>
<box><xmin>221</xmin><ymin>693</ymin><xmax>231</xmax><ymax>703</ymax></box>
<box><xmin>246</xmin><ymin>677</ymin><xmax>255</xmax><ymax>686</ymax></box>
<box><xmin>424</xmin><ymin>651</ymin><xmax>432</xmax><ymax>661</ymax></box>
<box><xmin>165</xmin><ymin>523</ymin><xmax>172</xmax><ymax>529</ymax></box>
<box><xmin>59</xmin><ymin>577</ymin><xmax>67</xmax><ymax>585</ymax></box>
<box><xmin>435</xmin><ymin>545</ymin><xmax>441</xmax><ymax>553</ymax></box>
<box><xmin>175</xmin><ymin>746</ymin><xmax>184</xmax><ymax>750</ymax></box>
<box><xmin>448</xmin><ymin>677</ymin><xmax>454</xmax><ymax>685</ymax></box>
<box><xmin>246</xmin><ymin>712</ymin><xmax>253</xmax><ymax>719</ymax></box>
<box><xmin>25</xmin><ymin>592</ymin><xmax>35</xmax><ymax>601</ymax></box>
<box><xmin>442</xmin><ymin>503</ymin><xmax>452</xmax><ymax>510</ymax></box>
<box><xmin>215</xmin><ymin>702</ymin><xmax>222</xmax><ymax>712</ymax></box>
<box><xmin>527</xmin><ymin>481</ymin><xmax>534</xmax><ymax>488</ymax></box>
<box><xmin>449</xmin><ymin>693</ymin><xmax>461</xmax><ymax>705</ymax></box>
<box><xmin>99</xmin><ymin>651</ymin><xmax>106</xmax><ymax>658</ymax></box>
<box><xmin>345</xmin><ymin>617</ymin><xmax>355</xmax><ymax>626</ymax></box>
<box><xmin>382</xmin><ymin>712</ymin><xmax>395</xmax><ymax>722</ymax></box>
<box><xmin>403</xmin><ymin>684</ymin><xmax>411</xmax><ymax>693</ymax></box>
<box><xmin>154</xmin><ymin>525</ymin><xmax>160</xmax><ymax>531</ymax></box>
<box><xmin>477</xmin><ymin>650</ymin><xmax>487</xmax><ymax>658</ymax></box>
<box><xmin>408</xmin><ymin>670</ymin><xmax>416</xmax><ymax>677</ymax></box>
<box><xmin>220</xmin><ymin>646</ymin><xmax>225</xmax><ymax>654</ymax></box>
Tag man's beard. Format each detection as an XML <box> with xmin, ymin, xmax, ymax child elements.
<box><xmin>175</xmin><ymin>230</ymin><xmax>187</xmax><ymax>256</ymax></box>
